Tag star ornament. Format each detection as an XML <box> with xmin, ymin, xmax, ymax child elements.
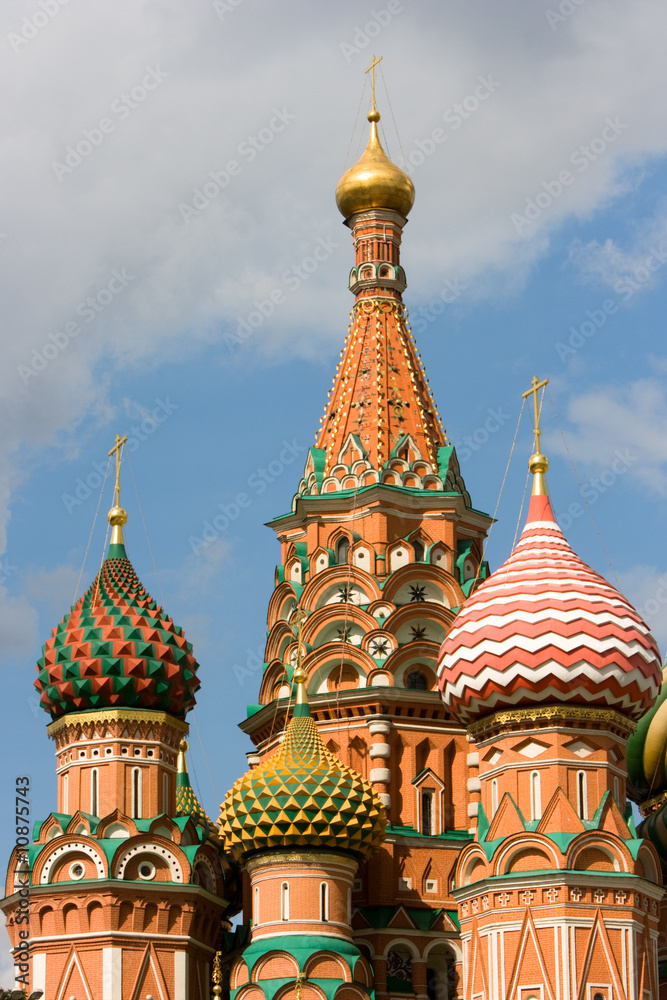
<box><xmin>369</xmin><ymin>638</ymin><xmax>390</xmax><ymax>658</ymax></box>
<box><xmin>409</xmin><ymin>585</ymin><xmax>427</xmax><ymax>603</ymax></box>
<box><xmin>410</xmin><ymin>625</ymin><xmax>428</xmax><ymax>641</ymax></box>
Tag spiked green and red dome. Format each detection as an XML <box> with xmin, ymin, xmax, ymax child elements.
<box><xmin>35</xmin><ymin>505</ymin><xmax>200</xmax><ymax>720</ymax></box>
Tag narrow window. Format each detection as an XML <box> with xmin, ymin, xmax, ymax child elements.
<box><xmin>62</xmin><ymin>772</ymin><xmax>69</xmax><ymax>814</ymax></box>
<box><xmin>421</xmin><ymin>790</ymin><xmax>434</xmax><ymax>835</ymax></box>
<box><xmin>132</xmin><ymin>768</ymin><xmax>142</xmax><ymax>819</ymax></box>
<box><xmin>530</xmin><ymin>771</ymin><xmax>541</xmax><ymax>821</ymax></box>
<box><xmin>613</xmin><ymin>776</ymin><xmax>620</xmax><ymax>804</ymax></box>
<box><xmin>90</xmin><ymin>768</ymin><xmax>99</xmax><ymax>817</ymax></box>
<box><xmin>320</xmin><ymin>882</ymin><xmax>329</xmax><ymax>922</ymax></box>
<box><xmin>280</xmin><ymin>882</ymin><xmax>289</xmax><ymax>921</ymax></box>
<box><xmin>336</xmin><ymin>537</ymin><xmax>349</xmax><ymax>565</ymax></box>
<box><xmin>491</xmin><ymin>779</ymin><xmax>498</xmax><ymax>817</ymax></box>
<box><xmin>347</xmin><ymin>887</ymin><xmax>352</xmax><ymax>922</ymax></box>
<box><xmin>413</xmin><ymin>540</ymin><xmax>425</xmax><ymax>562</ymax></box>
<box><xmin>254</xmin><ymin>886</ymin><xmax>260</xmax><ymax>926</ymax></box>
<box><xmin>577</xmin><ymin>771</ymin><xmax>588</xmax><ymax>819</ymax></box>
<box><xmin>162</xmin><ymin>773</ymin><xmax>169</xmax><ymax>814</ymax></box>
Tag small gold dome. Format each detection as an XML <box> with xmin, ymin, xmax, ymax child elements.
<box><xmin>336</xmin><ymin>110</ymin><xmax>415</xmax><ymax>220</ymax></box>
<box><xmin>528</xmin><ymin>452</ymin><xmax>549</xmax><ymax>476</ymax></box>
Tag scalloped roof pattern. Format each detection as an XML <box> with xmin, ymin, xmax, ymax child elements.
<box><xmin>219</xmin><ymin>714</ymin><xmax>386</xmax><ymax>861</ymax></box>
<box><xmin>35</xmin><ymin>551</ymin><xmax>200</xmax><ymax>719</ymax></box>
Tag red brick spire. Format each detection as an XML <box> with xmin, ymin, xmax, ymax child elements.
<box><xmin>316</xmin><ymin>110</ymin><xmax>447</xmax><ymax>480</ymax></box>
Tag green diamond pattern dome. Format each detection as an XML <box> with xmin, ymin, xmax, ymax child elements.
<box><xmin>219</xmin><ymin>712</ymin><xmax>386</xmax><ymax>861</ymax></box>
<box><xmin>35</xmin><ymin>544</ymin><xmax>200</xmax><ymax>719</ymax></box>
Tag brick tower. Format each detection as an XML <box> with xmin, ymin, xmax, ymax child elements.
<box><xmin>239</xmin><ymin>68</ymin><xmax>492</xmax><ymax>998</ymax></box>
<box><xmin>437</xmin><ymin>383</ymin><xmax>664</xmax><ymax>1000</ymax></box>
<box><xmin>219</xmin><ymin>659</ymin><xmax>386</xmax><ymax>1000</ymax></box>
<box><xmin>2</xmin><ymin>443</ymin><xmax>231</xmax><ymax>1000</ymax></box>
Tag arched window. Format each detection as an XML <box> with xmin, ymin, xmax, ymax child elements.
<box><xmin>162</xmin><ymin>773</ymin><xmax>169</xmax><ymax>813</ymax></box>
<box><xmin>132</xmin><ymin>768</ymin><xmax>142</xmax><ymax>819</ymax></box>
<box><xmin>90</xmin><ymin>768</ymin><xmax>99</xmax><ymax>817</ymax></box>
<box><xmin>577</xmin><ymin>771</ymin><xmax>588</xmax><ymax>819</ymax></box>
<box><xmin>530</xmin><ymin>771</ymin><xmax>541</xmax><ymax>821</ymax></box>
<box><xmin>320</xmin><ymin>882</ymin><xmax>329</xmax><ymax>921</ymax></box>
<box><xmin>280</xmin><ymin>882</ymin><xmax>289</xmax><ymax>921</ymax></box>
<box><xmin>406</xmin><ymin>670</ymin><xmax>428</xmax><ymax>690</ymax></box>
<box><xmin>491</xmin><ymin>779</ymin><xmax>498</xmax><ymax>817</ymax></box>
<box><xmin>254</xmin><ymin>886</ymin><xmax>260</xmax><ymax>926</ymax></box>
<box><xmin>62</xmin><ymin>772</ymin><xmax>68</xmax><ymax>814</ymax></box>
<box><xmin>413</xmin><ymin>540</ymin><xmax>425</xmax><ymax>562</ymax></box>
<box><xmin>336</xmin><ymin>537</ymin><xmax>349</xmax><ymax>565</ymax></box>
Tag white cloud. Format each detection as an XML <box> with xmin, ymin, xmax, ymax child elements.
<box><xmin>616</xmin><ymin>564</ymin><xmax>667</xmax><ymax>658</ymax></box>
<box><xmin>545</xmin><ymin>377</ymin><xmax>667</xmax><ymax>496</ymax></box>
<box><xmin>3</xmin><ymin>0</ymin><xmax>667</xmax><ymax>563</ymax></box>
<box><xmin>566</xmin><ymin>211</ymin><xmax>667</xmax><ymax>294</ymax></box>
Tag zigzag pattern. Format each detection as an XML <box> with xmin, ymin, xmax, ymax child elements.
<box><xmin>35</xmin><ymin>553</ymin><xmax>200</xmax><ymax>719</ymax></box>
<box><xmin>437</xmin><ymin>494</ymin><xmax>661</xmax><ymax>724</ymax></box>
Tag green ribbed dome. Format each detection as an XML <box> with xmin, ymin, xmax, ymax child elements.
<box><xmin>219</xmin><ymin>703</ymin><xmax>385</xmax><ymax>861</ymax></box>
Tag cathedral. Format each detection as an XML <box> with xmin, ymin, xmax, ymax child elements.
<box><xmin>3</xmin><ymin>67</ymin><xmax>667</xmax><ymax>1000</ymax></box>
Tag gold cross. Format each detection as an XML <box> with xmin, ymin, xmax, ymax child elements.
<box><xmin>365</xmin><ymin>54</ymin><xmax>383</xmax><ymax>110</ymax></box>
<box><xmin>521</xmin><ymin>375</ymin><xmax>549</xmax><ymax>455</ymax></box>
<box><xmin>295</xmin><ymin>972</ymin><xmax>304</xmax><ymax>1000</ymax></box>
<box><xmin>293</xmin><ymin>608</ymin><xmax>308</xmax><ymax>671</ymax></box>
<box><xmin>108</xmin><ymin>433</ymin><xmax>129</xmax><ymax>508</ymax></box>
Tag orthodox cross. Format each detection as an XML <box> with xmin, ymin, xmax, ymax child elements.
<box><xmin>521</xmin><ymin>375</ymin><xmax>549</xmax><ymax>455</ymax></box>
<box><xmin>293</xmin><ymin>608</ymin><xmax>308</xmax><ymax>670</ymax></box>
<box><xmin>108</xmin><ymin>433</ymin><xmax>129</xmax><ymax>508</ymax></box>
<box><xmin>295</xmin><ymin>972</ymin><xmax>305</xmax><ymax>1000</ymax></box>
<box><xmin>365</xmin><ymin>54</ymin><xmax>383</xmax><ymax>111</ymax></box>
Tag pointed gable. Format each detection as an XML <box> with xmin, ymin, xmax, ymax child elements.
<box><xmin>576</xmin><ymin>910</ymin><xmax>627</xmax><ymax>1000</ymax></box>
<box><xmin>537</xmin><ymin>788</ymin><xmax>586</xmax><ymax>837</ymax></box>
<box><xmin>506</xmin><ymin>908</ymin><xmax>556</xmax><ymax>1000</ymax></box>
<box><xmin>595</xmin><ymin>791</ymin><xmax>632</xmax><ymax>840</ymax></box>
<box><xmin>486</xmin><ymin>793</ymin><xmax>526</xmax><ymax>841</ymax></box>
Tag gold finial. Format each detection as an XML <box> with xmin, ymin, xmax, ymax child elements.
<box><xmin>293</xmin><ymin>609</ymin><xmax>308</xmax><ymax>705</ymax></box>
<box><xmin>365</xmin><ymin>54</ymin><xmax>383</xmax><ymax>117</ymax></box>
<box><xmin>107</xmin><ymin>433</ymin><xmax>129</xmax><ymax>543</ymax></box>
<box><xmin>212</xmin><ymin>951</ymin><xmax>223</xmax><ymax>999</ymax></box>
<box><xmin>295</xmin><ymin>972</ymin><xmax>305</xmax><ymax>1000</ymax></box>
<box><xmin>177</xmin><ymin>738</ymin><xmax>189</xmax><ymax>773</ymax></box>
<box><xmin>521</xmin><ymin>375</ymin><xmax>550</xmax><ymax>496</ymax></box>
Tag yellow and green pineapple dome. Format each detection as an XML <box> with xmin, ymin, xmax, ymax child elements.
<box><xmin>219</xmin><ymin>668</ymin><xmax>386</xmax><ymax>860</ymax></box>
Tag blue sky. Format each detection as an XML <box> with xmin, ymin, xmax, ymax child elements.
<box><xmin>1</xmin><ymin>0</ymin><xmax>667</xmax><ymax>942</ymax></box>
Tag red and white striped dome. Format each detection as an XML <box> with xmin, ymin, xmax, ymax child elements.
<box><xmin>437</xmin><ymin>493</ymin><xmax>662</xmax><ymax>724</ymax></box>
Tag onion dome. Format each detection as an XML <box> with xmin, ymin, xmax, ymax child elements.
<box><xmin>219</xmin><ymin>666</ymin><xmax>386</xmax><ymax>861</ymax></box>
<box><xmin>336</xmin><ymin>108</ymin><xmax>415</xmax><ymax>220</ymax></box>
<box><xmin>176</xmin><ymin>739</ymin><xmax>220</xmax><ymax>844</ymax></box>
<box><xmin>35</xmin><ymin>502</ymin><xmax>200</xmax><ymax>720</ymax></box>
<box><xmin>627</xmin><ymin>668</ymin><xmax>667</xmax><ymax>803</ymax></box>
<box><xmin>437</xmin><ymin>386</ymin><xmax>661</xmax><ymax>725</ymax></box>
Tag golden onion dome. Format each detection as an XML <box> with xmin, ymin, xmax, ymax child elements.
<box><xmin>628</xmin><ymin>665</ymin><xmax>667</xmax><ymax>804</ymax></box>
<box><xmin>218</xmin><ymin>667</ymin><xmax>386</xmax><ymax>860</ymax></box>
<box><xmin>336</xmin><ymin>109</ymin><xmax>415</xmax><ymax>220</ymax></box>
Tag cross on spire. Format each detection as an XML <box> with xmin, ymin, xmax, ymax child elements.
<box><xmin>521</xmin><ymin>375</ymin><xmax>550</xmax><ymax>496</ymax></box>
<box><xmin>108</xmin><ymin>433</ymin><xmax>129</xmax><ymax>510</ymax></box>
<box><xmin>365</xmin><ymin>54</ymin><xmax>383</xmax><ymax>111</ymax></box>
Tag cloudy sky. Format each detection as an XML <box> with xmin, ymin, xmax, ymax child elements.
<box><xmin>1</xmin><ymin>0</ymin><xmax>667</xmax><ymax>896</ymax></box>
